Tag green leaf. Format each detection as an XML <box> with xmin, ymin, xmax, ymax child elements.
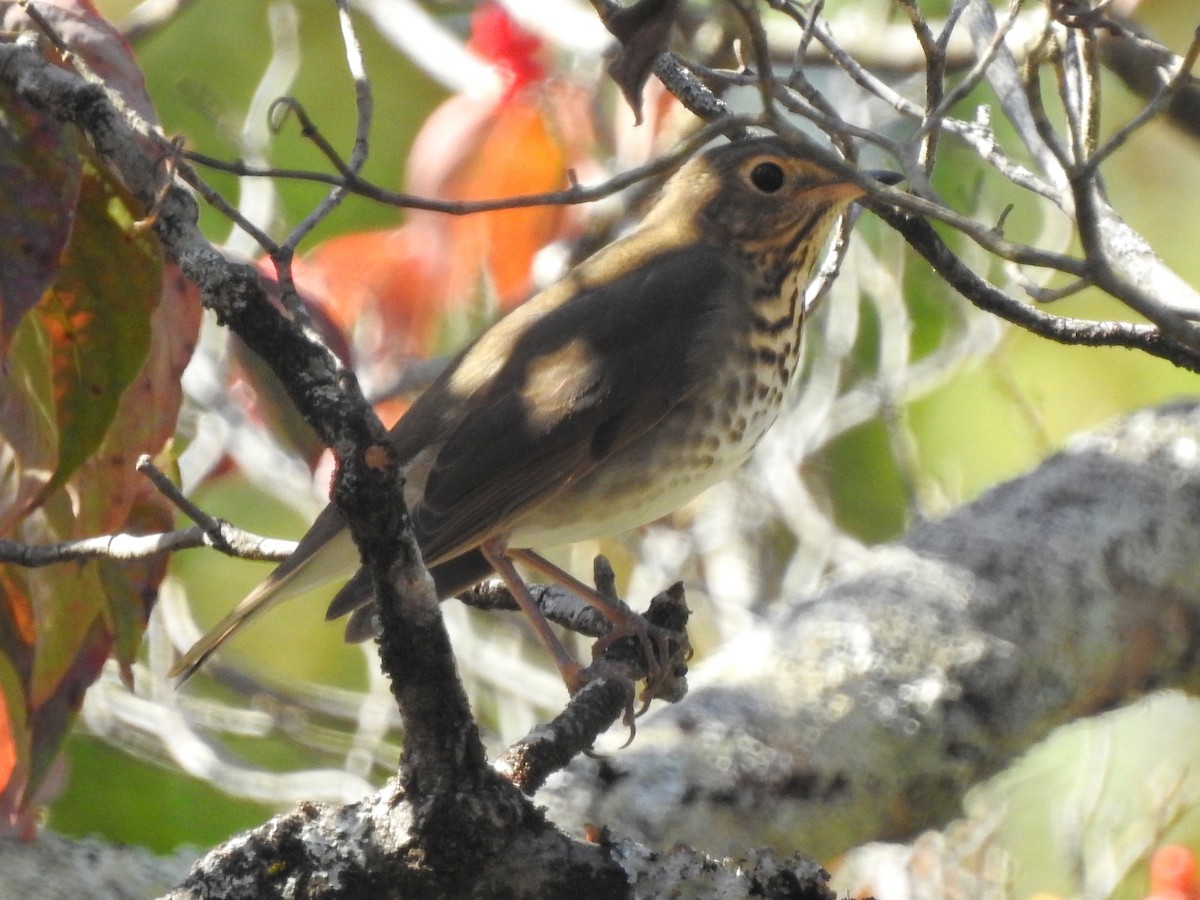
<box><xmin>0</xmin><ymin>308</ymin><xmax>59</xmax><ymax>533</ymax></box>
<box><xmin>33</xmin><ymin>164</ymin><xmax>163</xmax><ymax>505</ymax></box>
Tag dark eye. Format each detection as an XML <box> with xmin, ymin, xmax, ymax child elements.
<box><xmin>749</xmin><ymin>161</ymin><xmax>785</xmax><ymax>193</ymax></box>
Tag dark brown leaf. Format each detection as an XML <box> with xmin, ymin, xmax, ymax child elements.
<box><xmin>601</xmin><ymin>0</ymin><xmax>681</xmax><ymax>125</ymax></box>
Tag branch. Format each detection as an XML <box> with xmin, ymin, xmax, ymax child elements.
<box><xmin>538</xmin><ymin>400</ymin><xmax>1200</xmax><ymax>858</ymax></box>
<box><xmin>273</xmin><ymin>0</ymin><xmax>371</xmax><ymax>256</ymax></box>
<box><xmin>0</xmin><ymin>22</ymin><xmax>489</xmax><ymax>825</ymax></box>
<box><xmin>1099</xmin><ymin>19</ymin><xmax>1200</xmax><ymax>146</ymax></box>
<box><xmin>0</xmin><ymin>456</ymin><xmax>295</xmax><ymax>566</ymax></box>
<box><xmin>874</xmin><ymin>203</ymin><xmax>1200</xmax><ymax>372</ymax></box>
<box><xmin>0</xmin><ymin>527</ymin><xmax>290</xmax><ymax>568</ymax></box>
<box><xmin>181</xmin><ymin>114</ymin><xmax>754</xmax><ymax>215</ymax></box>
<box><xmin>158</xmin><ymin>783</ymin><xmax>833</xmax><ymax>900</ymax></box>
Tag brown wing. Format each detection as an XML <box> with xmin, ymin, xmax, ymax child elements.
<box><xmin>409</xmin><ymin>244</ymin><xmax>739</xmax><ymax>565</ymax></box>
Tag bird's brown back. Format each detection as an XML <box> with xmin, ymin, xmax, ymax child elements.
<box><xmin>390</xmin><ymin>136</ymin><xmax>865</xmax><ymax>566</ymax></box>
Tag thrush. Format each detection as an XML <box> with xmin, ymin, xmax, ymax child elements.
<box><xmin>170</xmin><ymin>135</ymin><xmax>900</xmax><ymax>692</ymax></box>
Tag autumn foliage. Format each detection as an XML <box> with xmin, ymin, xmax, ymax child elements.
<box><xmin>0</xmin><ymin>0</ymin><xmax>610</xmax><ymax>833</ymax></box>
<box><xmin>0</xmin><ymin>0</ymin><xmax>199</xmax><ymax>834</ymax></box>
<box><xmin>279</xmin><ymin>2</ymin><xmax>593</xmax><ymax>425</ymax></box>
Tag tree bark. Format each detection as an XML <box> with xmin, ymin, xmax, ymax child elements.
<box><xmin>137</xmin><ymin>400</ymin><xmax>1200</xmax><ymax>896</ymax></box>
<box><xmin>537</xmin><ymin>400</ymin><xmax>1200</xmax><ymax>860</ymax></box>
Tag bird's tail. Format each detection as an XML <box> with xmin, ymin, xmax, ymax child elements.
<box><xmin>168</xmin><ymin>505</ymin><xmax>359</xmax><ymax>683</ymax></box>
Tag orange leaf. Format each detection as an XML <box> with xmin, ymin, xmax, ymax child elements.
<box><xmin>404</xmin><ymin>80</ymin><xmax>593</xmax><ymax>312</ymax></box>
<box><xmin>468</xmin><ymin>98</ymin><xmax>570</xmax><ymax>304</ymax></box>
<box><xmin>1151</xmin><ymin>845</ymin><xmax>1199</xmax><ymax>894</ymax></box>
<box><xmin>0</xmin><ymin>650</ymin><xmax>31</xmax><ymax>829</ymax></box>
<box><xmin>295</xmin><ymin>226</ymin><xmax>446</xmax><ymax>351</ymax></box>
<box><xmin>283</xmin><ymin>2</ymin><xmax>594</xmax><ymax>387</ymax></box>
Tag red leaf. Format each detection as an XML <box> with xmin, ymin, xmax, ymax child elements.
<box><xmin>467</xmin><ymin>1</ymin><xmax>545</xmax><ymax>97</ymax></box>
<box><xmin>601</xmin><ymin>0</ymin><xmax>681</xmax><ymax>125</ymax></box>
<box><xmin>1151</xmin><ymin>845</ymin><xmax>1200</xmax><ymax>894</ymax></box>
<box><xmin>292</xmin><ymin>226</ymin><xmax>446</xmax><ymax>355</ymax></box>
<box><xmin>0</xmin><ymin>0</ymin><xmax>184</xmax><ymax>828</ymax></box>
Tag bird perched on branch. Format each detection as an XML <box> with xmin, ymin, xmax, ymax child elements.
<box><xmin>171</xmin><ymin>134</ymin><xmax>900</xmax><ymax>696</ymax></box>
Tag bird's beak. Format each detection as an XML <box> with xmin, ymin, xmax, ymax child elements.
<box><xmin>814</xmin><ymin>170</ymin><xmax>905</xmax><ymax>203</ymax></box>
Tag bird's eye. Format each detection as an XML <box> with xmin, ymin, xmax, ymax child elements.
<box><xmin>749</xmin><ymin>161</ymin><xmax>785</xmax><ymax>193</ymax></box>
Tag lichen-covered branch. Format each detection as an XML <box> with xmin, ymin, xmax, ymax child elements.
<box><xmin>539</xmin><ymin>402</ymin><xmax>1200</xmax><ymax>859</ymax></box>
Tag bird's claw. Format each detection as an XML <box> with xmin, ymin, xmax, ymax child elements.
<box><xmin>590</xmin><ymin>616</ymin><xmax>690</xmax><ymax>714</ymax></box>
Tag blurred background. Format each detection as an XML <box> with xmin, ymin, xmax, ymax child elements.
<box><xmin>42</xmin><ymin>1</ymin><xmax>1200</xmax><ymax>897</ymax></box>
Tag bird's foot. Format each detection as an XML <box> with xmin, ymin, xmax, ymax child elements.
<box><xmin>588</xmin><ymin>584</ymin><xmax>691</xmax><ymax>716</ymax></box>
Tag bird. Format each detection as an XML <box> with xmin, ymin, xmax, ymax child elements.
<box><xmin>170</xmin><ymin>134</ymin><xmax>901</xmax><ymax>692</ymax></box>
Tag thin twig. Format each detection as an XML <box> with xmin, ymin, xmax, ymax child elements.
<box><xmin>1056</xmin><ymin>27</ymin><xmax>1094</xmax><ymax>165</ymax></box>
<box><xmin>806</xmin><ymin>14</ymin><xmax>927</xmax><ymax>119</ymax></box>
<box><xmin>730</xmin><ymin>0</ymin><xmax>779</xmax><ymax>125</ymax></box>
<box><xmin>959</xmin><ymin>0</ymin><xmax>1067</xmax><ymax>190</ymax></box>
<box><xmin>173</xmin><ymin>162</ymin><xmax>281</xmax><ymax>253</ymax></box>
<box><xmin>270</xmin><ymin>97</ymin><xmax>354</xmax><ymax>178</ymax></box>
<box><xmin>765</xmin><ymin>0</ymin><xmax>856</xmax><ymax>158</ymax></box>
<box><xmin>185</xmin><ymin>116</ymin><xmax>757</xmax><ymax>215</ymax></box>
<box><xmin>279</xmin><ymin>0</ymin><xmax>372</xmax><ymax>254</ymax></box>
<box><xmin>913</xmin><ymin>0</ymin><xmax>1024</xmax><ymax>155</ymax></box>
<box><xmin>801</xmin><ymin>6</ymin><xmax>1057</xmax><ymax>200</ymax></box>
<box><xmin>0</xmin><ymin>527</ymin><xmax>293</xmax><ymax>568</ymax></box>
<box><xmin>1084</xmin><ymin>25</ymin><xmax>1200</xmax><ymax>176</ymax></box>
<box><xmin>0</xmin><ymin>455</ymin><xmax>297</xmax><ymax>567</ymax></box>
<box><xmin>1021</xmin><ymin>276</ymin><xmax>1090</xmax><ymax>303</ymax></box>
<box><xmin>876</xmin><ymin>204</ymin><xmax>1200</xmax><ymax>372</ymax></box>
<box><xmin>1021</xmin><ymin>38</ymin><xmax>1076</xmax><ymax>177</ymax></box>
<box><xmin>896</xmin><ymin>0</ymin><xmax>944</xmax><ymax>170</ymax></box>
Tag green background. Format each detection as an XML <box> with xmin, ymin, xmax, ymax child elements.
<box><xmin>46</xmin><ymin>2</ymin><xmax>1200</xmax><ymax>897</ymax></box>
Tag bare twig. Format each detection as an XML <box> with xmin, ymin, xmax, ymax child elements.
<box><xmin>730</xmin><ymin>0</ymin><xmax>779</xmax><ymax>125</ymax></box>
<box><xmin>1085</xmin><ymin>25</ymin><xmax>1200</xmax><ymax>175</ymax></box>
<box><xmin>270</xmin><ymin>97</ymin><xmax>353</xmax><ymax>177</ymax></box>
<box><xmin>654</xmin><ymin>51</ymin><xmax>738</xmax><ymax>126</ymax></box>
<box><xmin>966</xmin><ymin>0</ymin><xmax>1070</xmax><ymax>190</ymax></box>
<box><xmin>0</xmin><ymin>454</ymin><xmax>296</xmax><ymax>568</ymax></box>
<box><xmin>912</xmin><ymin>0</ymin><xmax>1024</xmax><ymax>164</ymax></box>
<box><xmin>278</xmin><ymin>0</ymin><xmax>372</xmax><ymax>255</ymax></box>
<box><xmin>0</xmin><ymin>527</ymin><xmax>291</xmax><ymax>568</ymax></box>
<box><xmin>183</xmin><ymin>115</ymin><xmax>757</xmax><ymax>215</ymax></box>
<box><xmin>1056</xmin><ymin>26</ymin><xmax>1098</xmax><ymax>165</ymax></box>
<box><xmin>876</xmin><ymin>204</ymin><xmax>1200</xmax><ymax>372</ymax></box>
<box><xmin>896</xmin><ymin>0</ymin><xmax>944</xmax><ymax>170</ymax></box>
<box><xmin>496</xmin><ymin>582</ymin><xmax>689</xmax><ymax>794</ymax></box>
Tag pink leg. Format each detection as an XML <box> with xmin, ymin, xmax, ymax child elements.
<box><xmin>507</xmin><ymin>548</ymin><xmax>640</xmax><ymax>629</ymax></box>
<box><xmin>480</xmin><ymin>540</ymin><xmax>585</xmax><ymax>695</ymax></box>
<box><xmin>508</xmin><ymin>548</ymin><xmax>687</xmax><ymax>695</ymax></box>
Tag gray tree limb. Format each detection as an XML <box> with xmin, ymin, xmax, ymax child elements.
<box><xmin>538</xmin><ymin>401</ymin><xmax>1200</xmax><ymax>860</ymax></box>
